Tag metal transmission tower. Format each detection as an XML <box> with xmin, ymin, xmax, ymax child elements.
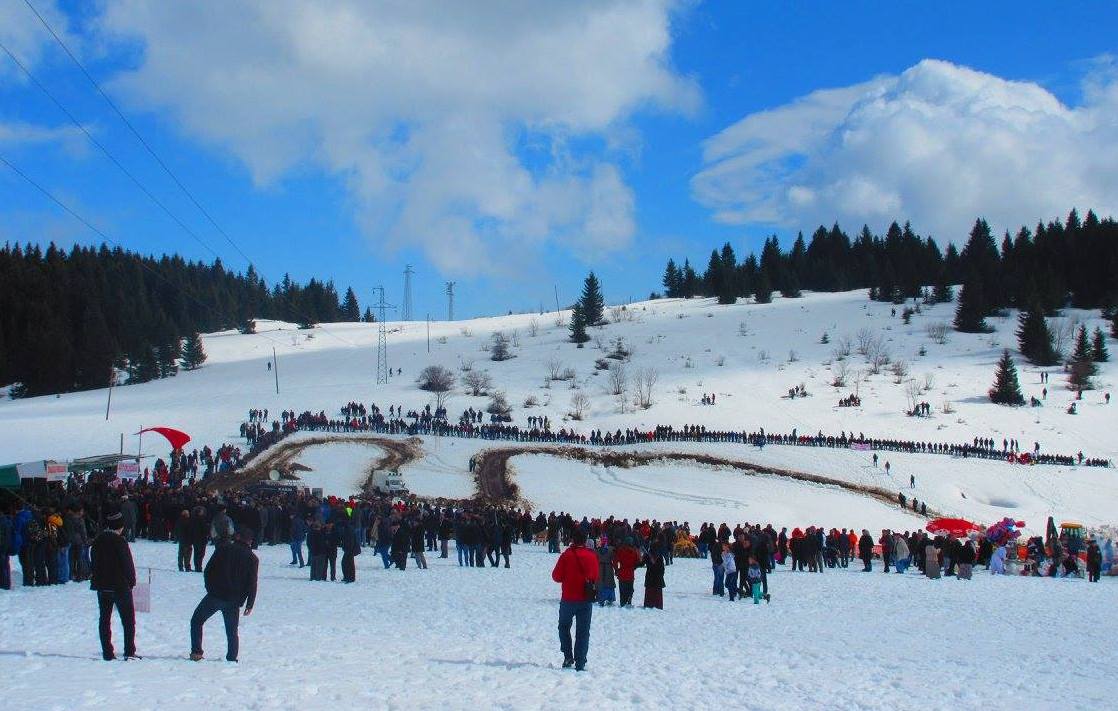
<box><xmin>445</xmin><ymin>281</ymin><xmax>456</xmax><ymax>321</ymax></box>
<box><xmin>401</xmin><ymin>264</ymin><xmax>414</xmax><ymax>320</ymax></box>
<box><xmin>372</xmin><ymin>286</ymin><xmax>395</xmax><ymax>384</ymax></box>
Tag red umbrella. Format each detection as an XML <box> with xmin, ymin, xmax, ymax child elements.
<box><xmin>138</xmin><ymin>426</ymin><xmax>191</xmax><ymax>451</ymax></box>
<box><xmin>926</xmin><ymin>517</ymin><xmax>982</xmax><ymax>538</ymax></box>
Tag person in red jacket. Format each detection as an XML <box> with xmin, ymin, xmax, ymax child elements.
<box><xmin>551</xmin><ymin>528</ymin><xmax>598</xmax><ymax>671</ymax></box>
<box><xmin>613</xmin><ymin>537</ymin><xmax>641</xmax><ymax>608</ymax></box>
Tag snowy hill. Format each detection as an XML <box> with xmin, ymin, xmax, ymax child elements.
<box><xmin>1</xmin><ymin>289</ymin><xmax>1114</xmax><ymax>531</ymax></box>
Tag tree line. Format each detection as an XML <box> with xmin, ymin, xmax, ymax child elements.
<box><xmin>0</xmin><ymin>242</ymin><xmax>370</xmax><ymax>397</ymax></box>
<box><xmin>660</xmin><ymin>209</ymin><xmax>1118</xmax><ymax>319</ymax></box>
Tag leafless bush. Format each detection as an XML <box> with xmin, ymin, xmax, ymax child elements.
<box><xmin>942</xmin><ymin>400</ymin><xmax>956</xmax><ymax>414</ymax></box>
<box><xmin>569</xmin><ymin>391</ymin><xmax>590</xmax><ymax>420</ymax></box>
<box><xmin>865</xmin><ymin>335</ymin><xmax>890</xmax><ymax>374</ymax></box>
<box><xmin>460</xmin><ymin>327</ymin><xmax>473</xmax><ymax>338</ymax></box>
<box><xmin>905</xmin><ymin>381</ymin><xmax>922</xmax><ymax>412</ymax></box>
<box><xmin>416</xmin><ymin>365</ymin><xmax>455</xmax><ymax>409</ymax></box>
<box><xmin>523</xmin><ymin>395</ymin><xmax>538</xmax><ymax>408</ymax></box>
<box><xmin>459</xmin><ymin>358</ymin><xmax>474</xmax><ymax>373</ymax></box>
<box><xmin>890</xmin><ymin>359</ymin><xmax>909</xmax><ymax>379</ymax></box>
<box><xmin>832</xmin><ymin>360</ymin><xmax>850</xmax><ymax>387</ymax></box>
<box><xmin>527</xmin><ymin>318</ymin><xmax>539</xmax><ymax>337</ymax></box>
<box><xmin>607</xmin><ymin>362</ymin><xmax>628</xmax><ymax>396</ymax></box>
<box><xmin>715</xmin><ymin>355</ymin><xmax>725</xmax><ymax>367</ymax></box>
<box><xmin>1052</xmin><ymin>317</ymin><xmax>1078</xmax><ymax>359</ymax></box>
<box><xmin>486</xmin><ymin>391</ymin><xmax>510</xmax><ymax>416</ymax></box>
<box><xmin>925</xmin><ymin>321</ymin><xmax>949</xmax><ymax>345</ymax></box>
<box><xmin>856</xmin><ymin>328</ymin><xmax>876</xmax><ymax>356</ymax></box>
<box><xmin>835</xmin><ymin>334</ymin><xmax>853</xmax><ymax>359</ymax></box>
<box><xmin>461</xmin><ymin>370</ymin><xmax>493</xmax><ymax>396</ymax></box>
<box><xmin>546</xmin><ymin>358</ymin><xmax>563</xmax><ymax>381</ymax></box>
<box><xmin>510</xmin><ymin>329</ymin><xmax>521</xmax><ymax>348</ymax></box>
<box><xmin>634</xmin><ymin>367</ymin><xmax>659</xmax><ymax>409</ymax></box>
<box><xmin>758</xmin><ymin>350</ymin><xmax>770</xmax><ymax>363</ymax></box>
<box><xmin>609</xmin><ymin>305</ymin><xmax>624</xmax><ymax>323</ymax></box>
<box><xmin>559</xmin><ymin>367</ymin><xmax>576</xmax><ymax>381</ymax></box>
<box><xmin>788</xmin><ymin>350</ymin><xmax>799</xmax><ymax>363</ymax></box>
<box><xmin>555</xmin><ymin>312</ymin><xmax>567</xmax><ymax>328</ymax></box>
<box><xmin>436</xmin><ymin>335</ymin><xmax>448</xmax><ymax>344</ymax></box>
<box><xmin>738</xmin><ymin>321</ymin><xmax>749</xmax><ymax>336</ymax></box>
<box><xmin>923</xmin><ymin>373</ymin><xmax>935</xmax><ymax>392</ymax></box>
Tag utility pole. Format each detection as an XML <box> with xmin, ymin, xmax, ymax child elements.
<box><xmin>374</xmin><ymin>286</ymin><xmax>395</xmax><ymax>384</ymax></box>
<box><xmin>105</xmin><ymin>366</ymin><xmax>114</xmax><ymax>420</ymax></box>
<box><xmin>426</xmin><ymin>313</ymin><xmax>431</xmax><ymax>354</ymax></box>
<box><xmin>553</xmin><ymin>284</ymin><xmax>560</xmax><ymax>314</ymax></box>
<box><xmin>402</xmin><ymin>264</ymin><xmax>414</xmax><ymax>321</ymax></box>
<box><xmin>445</xmin><ymin>281</ymin><xmax>456</xmax><ymax>321</ymax></box>
<box><xmin>273</xmin><ymin>346</ymin><xmax>280</xmax><ymax>394</ymax></box>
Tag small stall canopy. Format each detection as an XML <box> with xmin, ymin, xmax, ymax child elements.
<box><xmin>0</xmin><ymin>463</ymin><xmax>18</xmax><ymax>489</ymax></box>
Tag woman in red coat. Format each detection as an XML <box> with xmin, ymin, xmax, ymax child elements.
<box><xmin>612</xmin><ymin>538</ymin><xmax>640</xmax><ymax>608</ymax></box>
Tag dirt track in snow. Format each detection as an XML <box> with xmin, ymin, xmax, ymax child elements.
<box><xmin>471</xmin><ymin>445</ymin><xmax>939</xmax><ymax>517</ymax></box>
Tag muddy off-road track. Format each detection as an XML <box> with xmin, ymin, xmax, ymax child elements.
<box><xmin>211</xmin><ymin>435</ymin><xmax>936</xmax><ymax>518</ymax></box>
<box><xmin>473</xmin><ymin>445</ymin><xmax>939</xmax><ymax>518</ymax></box>
<box><xmin>201</xmin><ymin>435</ymin><xmax>423</xmax><ymax>495</ymax></box>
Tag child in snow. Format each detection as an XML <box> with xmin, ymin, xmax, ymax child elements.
<box><xmin>747</xmin><ymin>557</ymin><xmax>764</xmax><ymax>604</ymax></box>
<box><xmin>990</xmin><ymin>544</ymin><xmax>1007</xmax><ymax>575</ymax></box>
<box><xmin>722</xmin><ymin>543</ymin><xmax>738</xmax><ymax>601</ymax></box>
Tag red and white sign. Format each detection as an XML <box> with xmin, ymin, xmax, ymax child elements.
<box><xmin>117</xmin><ymin>461</ymin><xmax>141</xmax><ymax>480</ymax></box>
<box><xmin>45</xmin><ymin>462</ymin><xmax>69</xmax><ymax>482</ymax></box>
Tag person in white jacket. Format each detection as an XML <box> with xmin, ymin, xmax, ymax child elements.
<box><xmin>990</xmin><ymin>544</ymin><xmax>1007</xmax><ymax>575</ymax></box>
<box><xmin>721</xmin><ymin>543</ymin><xmax>738</xmax><ymax>602</ymax></box>
<box><xmin>892</xmin><ymin>534</ymin><xmax>911</xmax><ymax>574</ymax></box>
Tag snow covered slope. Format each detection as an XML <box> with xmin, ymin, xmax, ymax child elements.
<box><xmin>0</xmin><ymin>290</ymin><xmax>1113</xmax><ymax>529</ymax></box>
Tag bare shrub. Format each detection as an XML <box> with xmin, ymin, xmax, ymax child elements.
<box><xmin>460</xmin><ymin>327</ymin><xmax>473</xmax><ymax>338</ymax></box>
<box><xmin>486</xmin><ymin>391</ymin><xmax>510</xmax><ymax>416</ymax></box>
<box><xmin>609</xmin><ymin>305</ymin><xmax>624</xmax><ymax>323</ymax></box>
<box><xmin>856</xmin><ymin>328</ymin><xmax>876</xmax><ymax>356</ymax></box>
<box><xmin>546</xmin><ymin>358</ymin><xmax>563</xmax><ymax>381</ymax></box>
<box><xmin>527</xmin><ymin>318</ymin><xmax>539</xmax><ymax>337</ymax></box>
<box><xmin>634</xmin><ymin>367</ymin><xmax>659</xmax><ymax>409</ymax></box>
<box><xmin>922</xmin><ymin>373</ymin><xmax>935</xmax><ymax>392</ymax></box>
<box><xmin>835</xmin><ymin>334</ymin><xmax>854</xmax><ymax>359</ymax></box>
<box><xmin>905</xmin><ymin>381</ymin><xmax>922</xmax><ymax>412</ymax></box>
<box><xmin>607</xmin><ymin>362</ymin><xmax>628</xmax><ymax>396</ymax></box>
<box><xmin>510</xmin><ymin>329</ymin><xmax>521</xmax><ymax>348</ymax></box>
<box><xmin>788</xmin><ymin>350</ymin><xmax>799</xmax><ymax>363</ymax></box>
<box><xmin>559</xmin><ymin>367</ymin><xmax>576</xmax><ymax>381</ymax></box>
<box><xmin>942</xmin><ymin>400</ymin><xmax>956</xmax><ymax>414</ymax></box>
<box><xmin>459</xmin><ymin>358</ymin><xmax>474</xmax><ymax>373</ymax></box>
<box><xmin>461</xmin><ymin>370</ymin><xmax>493</xmax><ymax>396</ymax></box>
<box><xmin>715</xmin><ymin>355</ymin><xmax>725</xmax><ymax>367</ymax></box>
<box><xmin>569</xmin><ymin>391</ymin><xmax>590</xmax><ymax>420</ymax></box>
<box><xmin>523</xmin><ymin>395</ymin><xmax>539</xmax><ymax>408</ymax></box>
<box><xmin>832</xmin><ymin>360</ymin><xmax>850</xmax><ymax>388</ymax></box>
<box><xmin>738</xmin><ymin>321</ymin><xmax>749</xmax><ymax>336</ymax></box>
<box><xmin>925</xmin><ymin>321</ymin><xmax>949</xmax><ymax>345</ymax></box>
<box><xmin>890</xmin><ymin>360</ymin><xmax>909</xmax><ymax>379</ymax></box>
<box><xmin>758</xmin><ymin>350</ymin><xmax>770</xmax><ymax>363</ymax></box>
<box><xmin>416</xmin><ymin>365</ymin><xmax>455</xmax><ymax>410</ymax></box>
<box><xmin>1052</xmin><ymin>317</ymin><xmax>1078</xmax><ymax>359</ymax></box>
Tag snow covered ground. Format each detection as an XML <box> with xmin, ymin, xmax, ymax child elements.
<box><xmin>1</xmin><ymin>540</ymin><xmax>1115</xmax><ymax>710</ymax></box>
<box><xmin>0</xmin><ymin>289</ymin><xmax>1114</xmax><ymax>533</ymax></box>
<box><xmin>286</xmin><ymin>441</ymin><xmax>383</xmax><ymax>492</ymax></box>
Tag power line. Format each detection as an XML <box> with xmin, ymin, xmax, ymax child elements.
<box><xmin>372</xmin><ymin>286</ymin><xmax>395</xmax><ymax>384</ymax></box>
<box><xmin>7</xmin><ymin>4</ymin><xmax>361</xmax><ymax>349</ymax></box>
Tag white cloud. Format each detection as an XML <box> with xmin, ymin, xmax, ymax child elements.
<box><xmin>0</xmin><ymin>0</ymin><xmax>73</xmax><ymax>77</ymax></box>
<box><xmin>93</xmin><ymin>0</ymin><xmax>698</xmax><ymax>275</ymax></box>
<box><xmin>693</xmin><ymin>58</ymin><xmax>1118</xmax><ymax>241</ymax></box>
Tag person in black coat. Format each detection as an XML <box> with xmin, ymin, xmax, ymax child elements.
<box><xmin>858</xmin><ymin>530</ymin><xmax>874</xmax><ymax>572</ymax></box>
<box><xmin>90</xmin><ymin>511</ymin><xmax>137</xmax><ymax>660</ymax></box>
<box><xmin>325</xmin><ymin>522</ymin><xmax>340</xmax><ymax>581</ymax></box>
<box><xmin>174</xmin><ymin>510</ymin><xmax>192</xmax><ymax>571</ymax></box>
<box><xmin>189</xmin><ymin>506</ymin><xmax>210</xmax><ymax>572</ymax></box>
<box><xmin>391</xmin><ymin>519</ymin><xmax>410</xmax><ymax>570</ymax></box>
<box><xmin>306</xmin><ymin>522</ymin><xmax>328</xmax><ymax>581</ymax></box>
<box><xmin>189</xmin><ymin>527</ymin><xmax>259</xmax><ymax>662</ymax></box>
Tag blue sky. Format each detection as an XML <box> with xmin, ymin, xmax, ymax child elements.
<box><xmin>2</xmin><ymin>1</ymin><xmax>1116</xmax><ymax>318</ymax></box>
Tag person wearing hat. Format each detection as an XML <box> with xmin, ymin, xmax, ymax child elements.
<box><xmin>550</xmin><ymin>528</ymin><xmax>598</xmax><ymax>671</ymax></box>
<box><xmin>90</xmin><ymin>510</ymin><xmax>138</xmax><ymax>660</ymax></box>
<box><xmin>189</xmin><ymin>526</ymin><xmax>259</xmax><ymax>662</ymax></box>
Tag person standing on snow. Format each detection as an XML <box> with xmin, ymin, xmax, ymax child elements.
<box><xmin>551</xmin><ymin>528</ymin><xmax>598</xmax><ymax>671</ymax></box>
<box><xmin>613</xmin><ymin>537</ymin><xmax>640</xmax><ymax>607</ymax></box>
<box><xmin>90</xmin><ymin>511</ymin><xmax>138</xmax><ymax>661</ymax></box>
<box><xmin>858</xmin><ymin>529</ymin><xmax>874</xmax><ymax>572</ymax></box>
<box><xmin>190</xmin><ymin>526</ymin><xmax>259</xmax><ymax>662</ymax></box>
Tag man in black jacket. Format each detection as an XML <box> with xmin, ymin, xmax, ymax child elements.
<box><xmin>189</xmin><ymin>526</ymin><xmax>259</xmax><ymax>662</ymax></box>
<box><xmin>90</xmin><ymin>511</ymin><xmax>138</xmax><ymax>660</ymax></box>
<box><xmin>858</xmin><ymin>529</ymin><xmax>874</xmax><ymax>572</ymax></box>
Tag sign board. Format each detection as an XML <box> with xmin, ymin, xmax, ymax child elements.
<box><xmin>16</xmin><ymin>460</ymin><xmax>46</xmax><ymax>479</ymax></box>
<box><xmin>117</xmin><ymin>461</ymin><xmax>141</xmax><ymax>480</ymax></box>
<box><xmin>45</xmin><ymin>462</ymin><xmax>69</xmax><ymax>482</ymax></box>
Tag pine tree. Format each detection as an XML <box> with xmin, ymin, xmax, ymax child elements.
<box><xmin>753</xmin><ymin>272</ymin><xmax>773</xmax><ymax>304</ymax></box>
<box><xmin>180</xmin><ymin>332</ymin><xmax>207</xmax><ymax>370</ymax></box>
<box><xmin>341</xmin><ymin>287</ymin><xmax>361</xmax><ymax>322</ymax></box>
<box><xmin>1068</xmin><ymin>324</ymin><xmax>1097</xmax><ymax>391</ymax></box>
<box><xmin>988</xmin><ymin>349</ymin><xmax>1025</xmax><ymax>405</ymax></box>
<box><xmin>1015</xmin><ymin>303</ymin><xmax>1057</xmax><ymax>365</ymax></box>
<box><xmin>681</xmin><ymin>260</ymin><xmax>699</xmax><ymax>298</ymax></box>
<box><xmin>579</xmin><ymin>272</ymin><xmax>604</xmax><ymax>326</ymax></box>
<box><xmin>1092</xmin><ymin>327</ymin><xmax>1109</xmax><ymax>362</ymax></box>
<box><xmin>780</xmin><ymin>269</ymin><xmax>801</xmax><ymax>299</ymax></box>
<box><xmin>363</xmin><ymin>307</ymin><xmax>376</xmax><ymax>323</ymax></box>
<box><xmin>662</xmin><ymin>259</ymin><xmax>681</xmax><ymax>297</ymax></box>
<box><xmin>156</xmin><ymin>336</ymin><xmax>181</xmax><ymax>379</ymax></box>
<box><xmin>1112</xmin><ymin>311</ymin><xmax>1118</xmax><ymax>339</ymax></box>
<box><xmin>932</xmin><ymin>280</ymin><xmax>954</xmax><ymax>304</ymax></box>
<box><xmin>128</xmin><ymin>343</ymin><xmax>159</xmax><ymax>384</ymax></box>
<box><xmin>568</xmin><ymin>303</ymin><xmax>589</xmax><ymax>344</ymax></box>
<box><xmin>954</xmin><ymin>281</ymin><xmax>990</xmax><ymax>333</ymax></box>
